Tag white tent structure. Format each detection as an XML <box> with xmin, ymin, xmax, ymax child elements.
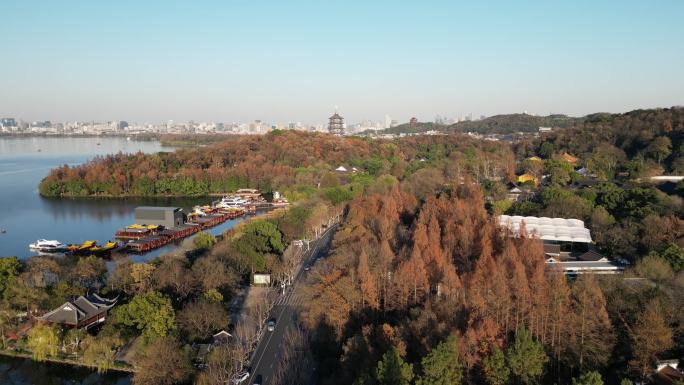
<box><xmin>497</xmin><ymin>215</ymin><xmax>592</xmax><ymax>244</ymax></box>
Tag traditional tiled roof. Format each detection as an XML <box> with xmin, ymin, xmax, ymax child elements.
<box><xmin>39</xmin><ymin>294</ymin><xmax>117</xmax><ymax>327</ymax></box>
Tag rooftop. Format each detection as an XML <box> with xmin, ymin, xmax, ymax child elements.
<box><xmin>498</xmin><ymin>215</ymin><xmax>592</xmax><ymax>243</ymax></box>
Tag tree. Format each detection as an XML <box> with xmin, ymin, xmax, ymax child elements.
<box><xmin>193</xmin><ymin>231</ymin><xmax>217</xmax><ymax>250</ymax></box>
<box><xmin>82</xmin><ymin>334</ymin><xmax>121</xmax><ymax>373</ymax></box>
<box><xmin>645</xmin><ymin>136</ymin><xmax>671</xmax><ymax>164</ymax></box>
<box><xmin>153</xmin><ymin>257</ymin><xmax>199</xmax><ymax>299</ymax></box>
<box><xmin>70</xmin><ymin>255</ymin><xmax>107</xmax><ymax>290</ymax></box>
<box><xmin>358</xmin><ymin>251</ymin><xmax>379</xmax><ymax>310</ymax></box>
<box><xmin>133</xmin><ymin>337</ymin><xmax>192</xmax><ymax>385</ymax></box>
<box><xmin>629</xmin><ymin>300</ymin><xmax>674</xmax><ymax>380</ymax></box>
<box><xmin>233</xmin><ymin>220</ymin><xmax>285</xmax><ymax>273</ymax></box>
<box><xmin>375</xmin><ymin>346</ymin><xmax>414</xmax><ymax>385</ymax></box>
<box><xmin>417</xmin><ymin>335</ymin><xmax>463</xmax><ymax>385</ymax></box>
<box><xmin>651</xmin><ymin>243</ymin><xmax>684</xmax><ymax>272</ymax></box>
<box><xmin>483</xmin><ymin>346</ymin><xmax>510</xmax><ymax>385</ymax></box>
<box><xmin>634</xmin><ymin>254</ymin><xmax>674</xmax><ymax>285</ymax></box>
<box><xmin>195</xmin><ymin>345</ymin><xmax>242</xmax><ymax>385</ymax></box>
<box><xmin>26</xmin><ymin>324</ymin><xmax>59</xmax><ymax>362</ymax></box>
<box><xmin>506</xmin><ymin>328</ymin><xmax>548</xmax><ymax>385</ymax></box>
<box><xmin>177</xmin><ymin>300</ymin><xmax>229</xmax><ymax>341</ymax></box>
<box><xmin>569</xmin><ymin>275</ymin><xmax>614</xmax><ymax>370</ymax></box>
<box><xmin>113</xmin><ymin>291</ymin><xmax>176</xmax><ymax>340</ymax></box>
<box><xmin>572</xmin><ymin>371</ymin><xmax>604</xmax><ymax>385</ymax></box>
<box><xmin>0</xmin><ymin>257</ymin><xmax>20</xmax><ymax>298</ymax></box>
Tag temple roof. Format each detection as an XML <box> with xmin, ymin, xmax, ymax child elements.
<box><xmin>329</xmin><ymin>113</ymin><xmax>343</xmax><ymax>120</ymax></box>
<box><xmin>39</xmin><ymin>294</ymin><xmax>118</xmax><ymax>326</ymax></box>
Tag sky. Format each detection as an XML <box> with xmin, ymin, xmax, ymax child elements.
<box><xmin>1</xmin><ymin>0</ymin><xmax>683</xmax><ymax>124</ymax></box>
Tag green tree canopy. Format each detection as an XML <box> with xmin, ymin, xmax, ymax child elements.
<box><xmin>375</xmin><ymin>346</ymin><xmax>414</xmax><ymax>385</ymax></box>
<box><xmin>0</xmin><ymin>257</ymin><xmax>20</xmax><ymax>299</ymax></box>
<box><xmin>193</xmin><ymin>231</ymin><xmax>217</xmax><ymax>250</ymax></box>
<box><xmin>483</xmin><ymin>346</ymin><xmax>510</xmax><ymax>385</ymax></box>
<box><xmin>506</xmin><ymin>328</ymin><xmax>548</xmax><ymax>385</ymax></box>
<box><xmin>572</xmin><ymin>371</ymin><xmax>604</xmax><ymax>385</ymax></box>
<box><xmin>417</xmin><ymin>335</ymin><xmax>463</xmax><ymax>385</ymax></box>
<box><xmin>27</xmin><ymin>324</ymin><xmax>60</xmax><ymax>362</ymax></box>
<box><xmin>233</xmin><ymin>220</ymin><xmax>285</xmax><ymax>273</ymax></box>
<box><xmin>112</xmin><ymin>291</ymin><xmax>176</xmax><ymax>340</ymax></box>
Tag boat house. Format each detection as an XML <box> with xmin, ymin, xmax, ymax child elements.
<box><xmin>134</xmin><ymin>206</ymin><xmax>184</xmax><ymax>228</ymax></box>
<box><xmin>38</xmin><ymin>294</ymin><xmax>118</xmax><ymax>329</ymax></box>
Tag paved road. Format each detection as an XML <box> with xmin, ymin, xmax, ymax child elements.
<box><xmin>246</xmin><ymin>225</ymin><xmax>337</xmax><ymax>385</ymax></box>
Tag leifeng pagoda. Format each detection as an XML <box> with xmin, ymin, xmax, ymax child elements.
<box><xmin>328</xmin><ymin>109</ymin><xmax>345</xmax><ymax>135</ymax></box>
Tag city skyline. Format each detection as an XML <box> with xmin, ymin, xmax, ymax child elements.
<box><xmin>2</xmin><ymin>1</ymin><xmax>683</xmax><ymax>123</ymax></box>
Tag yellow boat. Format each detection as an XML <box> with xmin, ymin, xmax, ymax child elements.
<box><xmin>126</xmin><ymin>224</ymin><xmax>159</xmax><ymax>230</ymax></box>
<box><xmin>89</xmin><ymin>241</ymin><xmax>119</xmax><ymax>254</ymax></box>
<box><xmin>68</xmin><ymin>240</ymin><xmax>97</xmax><ymax>253</ymax></box>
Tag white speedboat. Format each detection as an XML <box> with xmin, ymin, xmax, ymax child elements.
<box><xmin>217</xmin><ymin>195</ymin><xmax>248</xmax><ymax>209</ymax></box>
<box><xmin>29</xmin><ymin>239</ymin><xmax>68</xmax><ymax>252</ymax></box>
<box><xmin>192</xmin><ymin>206</ymin><xmax>208</xmax><ymax>216</ymax></box>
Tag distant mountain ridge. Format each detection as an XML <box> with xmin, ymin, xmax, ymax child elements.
<box><xmin>373</xmin><ymin>113</ymin><xmax>582</xmax><ymax>135</ymax></box>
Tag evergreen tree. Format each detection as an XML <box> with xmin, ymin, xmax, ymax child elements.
<box><xmin>417</xmin><ymin>335</ymin><xmax>463</xmax><ymax>385</ymax></box>
<box><xmin>375</xmin><ymin>346</ymin><xmax>414</xmax><ymax>385</ymax></box>
<box><xmin>572</xmin><ymin>371</ymin><xmax>604</xmax><ymax>385</ymax></box>
<box><xmin>483</xmin><ymin>346</ymin><xmax>510</xmax><ymax>385</ymax></box>
<box><xmin>506</xmin><ymin>328</ymin><xmax>548</xmax><ymax>385</ymax></box>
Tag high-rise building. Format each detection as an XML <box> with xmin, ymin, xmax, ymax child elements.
<box><xmin>328</xmin><ymin>109</ymin><xmax>344</xmax><ymax>135</ymax></box>
<box><xmin>384</xmin><ymin>114</ymin><xmax>392</xmax><ymax>129</ymax></box>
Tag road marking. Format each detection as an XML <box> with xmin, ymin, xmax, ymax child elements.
<box><xmin>247</xmin><ymin>224</ymin><xmax>337</xmax><ymax>384</ymax></box>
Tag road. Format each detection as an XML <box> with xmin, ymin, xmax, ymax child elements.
<box><xmin>246</xmin><ymin>224</ymin><xmax>337</xmax><ymax>385</ymax></box>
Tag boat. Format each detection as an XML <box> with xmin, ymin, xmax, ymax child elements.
<box><xmin>217</xmin><ymin>195</ymin><xmax>248</xmax><ymax>209</ymax></box>
<box><xmin>89</xmin><ymin>241</ymin><xmax>119</xmax><ymax>254</ymax></box>
<box><xmin>271</xmin><ymin>191</ymin><xmax>289</xmax><ymax>207</ymax></box>
<box><xmin>192</xmin><ymin>206</ymin><xmax>209</xmax><ymax>216</ymax></box>
<box><xmin>68</xmin><ymin>240</ymin><xmax>97</xmax><ymax>254</ymax></box>
<box><xmin>271</xmin><ymin>198</ymin><xmax>289</xmax><ymax>207</ymax></box>
<box><xmin>29</xmin><ymin>239</ymin><xmax>68</xmax><ymax>252</ymax></box>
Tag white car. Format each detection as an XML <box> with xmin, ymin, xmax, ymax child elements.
<box><xmin>231</xmin><ymin>371</ymin><xmax>250</xmax><ymax>384</ymax></box>
<box><xmin>267</xmin><ymin>320</ymin><xmax>276</xmax><ymax>332</ymax></box>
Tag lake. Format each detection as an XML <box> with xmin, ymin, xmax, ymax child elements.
<box><xmin>0</xmin><ymin>136</ymin><xmax>251</xmax><ymax>261</ymax></box>
<box><xmin>0</xmin><ymin>136</ymin><xmax>266</xmax><ymax>383</ymax></box>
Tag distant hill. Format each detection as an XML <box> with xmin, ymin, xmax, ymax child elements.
<box><xmin>448</xmin><ymin>113</ymin><xmax>580</xmax><ymax>134</ymax></box>
<box><xmin>367</xmin><ymin>114</ymin><xmax>581</xmax><ymax>135</ymax></box>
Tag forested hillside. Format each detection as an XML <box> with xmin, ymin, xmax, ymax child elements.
<box><xmin>371</xmin><ymin>114</ymin><xmax>579</xmax><ymax>135</ymax></box>
<box><xmin>38</xmin><ymin>130</ymin><xmax>514</xmax><ymax>199</ymax></box>
<box><xmin>529</xmin><ymin>107</ymin><xmax>684</xmax><ymax>176</ymax></box>
<box><xmin>302</xmin><ymin>181</ymin><xmax>683</xmax><ymax>385</ymax></box>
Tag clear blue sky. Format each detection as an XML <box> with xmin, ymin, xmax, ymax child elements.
<box><xmin>1</xmin><ymin>0</ymin><xmax>683</xmax><ymax>124</ymax></box>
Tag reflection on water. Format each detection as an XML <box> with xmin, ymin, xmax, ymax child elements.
<box><xmin>0</xmin><ymin>355</ymin><xmax>131</xmax><ymax>385</ymax></box>
<box><xmin>0</xmin><ymin>137</ymin><xmax>241</xmax><ymax>261</ymax></box>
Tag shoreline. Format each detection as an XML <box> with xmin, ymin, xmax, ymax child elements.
<box><xmin>0</xmin><ymin>348</ymin><xmax>135</xmax><ymax>374</ymax></box>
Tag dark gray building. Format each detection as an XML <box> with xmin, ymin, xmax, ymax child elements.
<box><xmin>134</xmin><ymin>206</ymin><xmax>184</xmax><ymax>228</ymax></box>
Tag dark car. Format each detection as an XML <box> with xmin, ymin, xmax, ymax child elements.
<box><xmin>253</xmin><ymin>374</ymin><xmax>263</xmax><ymax>385</ymax></box>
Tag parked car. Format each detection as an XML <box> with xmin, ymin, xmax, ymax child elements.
<box><xmin>267</xmin><ymin>319</ymin><xmax>276</xmax><ymax>332</ymax></box>
<box><xmin>231</xmin><ymin>370</ymin><xmax>250</xmax><ymax>384</ymax></box>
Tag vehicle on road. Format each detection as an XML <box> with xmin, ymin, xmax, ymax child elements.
<box><xmin>304</xmin><ymin>265</ymin><xmax>311</xmax><ymax>271</ymax></box>
<box><xmin>253</xmin><ymin>375</ymin><xmax>263</xmax><ymax>385</ymax></box>
<box><xmin>231</xmin><ymin>370</ymin><xmax>250</xmax><ymax>384</ymax></box>
<box><xmin>267</xmin><ymin>319</ymin><xmax>276</xmax><ymax>332</ymax></box>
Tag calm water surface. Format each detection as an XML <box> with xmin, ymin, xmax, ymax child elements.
<box><xmin>0</xmin><ymin>136</ymin><xmax>250</xmax><ymax>260</ymax></box>
<box><xmin>0</xmin><ymin>136</ymin><xmax>254</xmax><ymax>384</ymax></box>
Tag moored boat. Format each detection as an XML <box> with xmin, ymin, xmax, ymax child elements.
<box><xmin>29</xmin><ymin>239</ymin><xmax>68</xmax><ymax>252</ymax></box>
<box><xmin>68</xmin><ymin>240</ymin><xmax>97</xmax><ymax>254</ymax></box>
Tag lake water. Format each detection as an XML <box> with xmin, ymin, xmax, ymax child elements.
<box><xmin>0</xmin><ymin>136</ymin><xmax>262</xmax><ymax>383</ymax></box>
<box><xmin>0</xmin><ymin>355</ymin><xmax>131</xmax><ymax>385</ymax></box>
<box><xmin>0</xmin><ymin>136</ymin><xmax>252</xmax><ymax>261</ymax></box>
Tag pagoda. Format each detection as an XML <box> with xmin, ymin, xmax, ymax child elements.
<box><xmin>328</xmin><ymin>108</ymin><xmax>345</xmax><ymax>135</ymax></box>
